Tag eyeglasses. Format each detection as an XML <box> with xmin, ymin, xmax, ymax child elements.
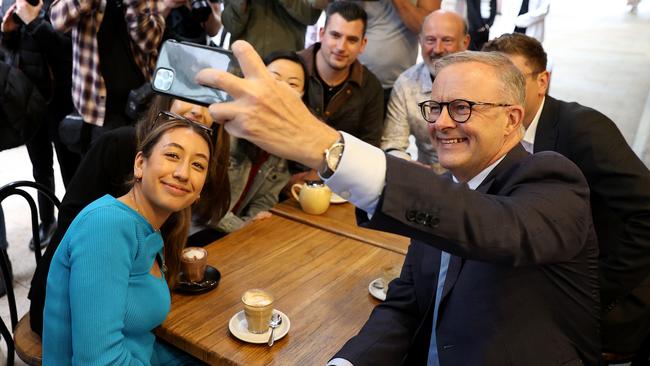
<box><xmin>418</xmin><ymin>99</ymin><xmax>513</xmax><ymax>124</ymax></box>
<box><xmin>155</xmin><ymin>111</ymin><xmax>216</xmax><ymax>139</ymax></box>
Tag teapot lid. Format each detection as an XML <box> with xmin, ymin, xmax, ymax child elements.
<box><xmin>305</xmin><ymin>180</ymin><xmax>326</xmax><ymax>187</ymax></box>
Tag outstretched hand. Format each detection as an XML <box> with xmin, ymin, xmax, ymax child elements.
<box><xmin>196</xmin><ymin>41</ymin><xmax>340</xmax><ymax>169</ymax></box>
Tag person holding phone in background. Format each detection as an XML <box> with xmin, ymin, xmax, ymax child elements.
<box><xmin>161</xmin><ymin>0</ymin><xmax>222</xmax><ymax>45</ymax></box>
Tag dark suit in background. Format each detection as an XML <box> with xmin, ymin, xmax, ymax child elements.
<box><xmin>534</xmin><ymin>96</ymin><xmax>650</xmax><ymax>353</ymax></box>
<box><xmin>333</xmin><ymin>146</ymin><xmax>601</xmax><ymax>365</ymax></box>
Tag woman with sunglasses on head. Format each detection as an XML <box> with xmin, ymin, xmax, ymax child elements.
<box><xmin>213</xmin><ymin>50</ymin><xmax>308</xmax><ymax>234</ymax></box>
<box><xmin>42</xmin><ymin>112</ymin><xmax>219</xmax><ymax>365</ymax></box>
<box><xmin>29</xmin><ymin>96</ymin><xmax>230</xmax><ymax>343</ymax></box>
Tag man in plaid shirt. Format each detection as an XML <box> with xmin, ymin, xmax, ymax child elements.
<box><xmin>50</xmin><ymin>0</ymin><xmax>165</xmax><ymax>139</ymax></box>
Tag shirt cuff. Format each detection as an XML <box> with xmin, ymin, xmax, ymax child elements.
<box><xmin>322</xmin><ymin>132</ymin><xmax>386</xmax><ymax>214</ymax></box>
<box><xmin>327</xmin><ymin>358</ymin><xmax>354</xmax><ymax>366</ymax></box>
<box><xmin>386</xmin><ymin>149</ymin><xmax>411</xmax><ymax>161</ymax></box>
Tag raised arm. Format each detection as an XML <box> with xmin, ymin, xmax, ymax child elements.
<box><xmin>392</xmin><ymin>0</ymin><xmax>440</xmax><ymax>34</ymax></box>
<box><xmin>123</xmin><ymin>0</ymin><xmax>165</xmax><ymax>55</ymax></box>
<box><xmin>276</xmin><ymin>0</ymin><xmax>322</xmax><ymax>26</ymax></box>
<box><xmin>221</xmin><ymin>0</ymin><xmax>250</xmax><ymax>41</ymax></box>
<box><xmin>49</xmin><ymin>0</ymin><xmax>98</xmax><ymax>32</ymax></box>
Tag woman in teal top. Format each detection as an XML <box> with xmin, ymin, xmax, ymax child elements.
<box><xmin>43</xmin><ymin>110</ymin><xmax>224</xmax><ymax>365</ymax></box>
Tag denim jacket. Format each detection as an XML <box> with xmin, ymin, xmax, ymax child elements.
<box><xmin>216</xmin><ymin>138</ymin><xmax>291</xmax><ymax>232</ymax></box>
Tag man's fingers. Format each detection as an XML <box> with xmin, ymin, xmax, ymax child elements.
<box><xmin>196</xmin><ymin>68</ymin><xmax>246</xmax><ymax>99</ymax></box>
<box><xmin>207</xmin><ymin>100</ymin><xmax>240</xmax><ymax>126</ymax></box>
<box><xmin>230</xmin><ymin>40</ymin><xmax>273</xmax><ymax>81</ymax></box>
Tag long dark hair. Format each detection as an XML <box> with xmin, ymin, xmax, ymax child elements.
<box><xmin>135</xmin><ymin>95</ymin><xmax>231</xmax><ymax>287</ymax></box>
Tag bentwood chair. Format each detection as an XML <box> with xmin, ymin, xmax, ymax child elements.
<box><xmin>0</xmin><ymin>180</ymin><xmax>60</xmax><ymax>365</ymax></box>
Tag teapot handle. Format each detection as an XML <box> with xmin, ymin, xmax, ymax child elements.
<box><xmin>291</xmin><ymin>184</ymin><xmax>302</xmax><ymax>202</ymax></box>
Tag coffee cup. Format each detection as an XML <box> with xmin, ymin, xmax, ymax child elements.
<box><xmin>180</xmin><ymin>247</ymin><xmax>207</xmax><ymax>283</ymax></box>
<box><xmin>291</xmin><ymin>181</ymin><xmax>331</xmax><ymax>215</ymax></box>
<box><xmin>241</xmin><ymin>289</ymin><xmax>274</xmax><ymax>334</ymax></box>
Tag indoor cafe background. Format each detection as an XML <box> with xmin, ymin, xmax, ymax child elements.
<box><xmin>1</xmin><ymin>0</ymin><xmax>649</xmax><ymax>363</ymax></box>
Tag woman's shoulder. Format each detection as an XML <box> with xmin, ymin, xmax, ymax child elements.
<box><xmin>69</xmin><ymin>195</ymin><xmax>146</xmax><ymax>235</ymax></box>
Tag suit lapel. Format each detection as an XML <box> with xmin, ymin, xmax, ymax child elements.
<box><xmin>436</xmin><ymin>145</ymin><xmax>529</xmax><ymax>314</ymax></box>
<box><xmin>533</xmin><ymin>96</ymin><xmax>560</xmax><ymax>153</ymax></box>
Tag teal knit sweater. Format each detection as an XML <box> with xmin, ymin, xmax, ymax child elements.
<box><xmin>43</xmin><ymin>195</ymin><xmax>170</xmax><ymax>365</ymax></box>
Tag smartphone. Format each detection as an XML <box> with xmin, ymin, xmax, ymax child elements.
<box><xmin>152</xmin><ymin>40</ymin><xmax>241</xmax><ymax>106</ymax></box>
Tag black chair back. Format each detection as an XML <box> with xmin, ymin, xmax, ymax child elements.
<box><xmin>0</xmin><ymin>180</ymin><xmax>60</xmax><ymax>365</ymax></box>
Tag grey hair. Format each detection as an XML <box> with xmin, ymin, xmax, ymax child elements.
<box><xmin>432</xmin><ymin>51</ymin><xmax>525</xmax><ymax>106</ymax></box>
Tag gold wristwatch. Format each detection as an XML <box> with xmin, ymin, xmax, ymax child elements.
<box><xmin>318</xmin><ymin>135</ymin><xmax>345</xmax><ymax>179</ymax></box>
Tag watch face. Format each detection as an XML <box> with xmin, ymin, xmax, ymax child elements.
<box><xmin>327</xmin><ymin>144</ymin><xmax>344</xmax><ymax>170</ymax></box>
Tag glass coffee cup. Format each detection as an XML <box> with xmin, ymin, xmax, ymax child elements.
<box><xmin>241</xmin><ymin>289</ymin><xmax>274</xmax><ymax>334</ymax></box>
<box><xmin>181</xmin><ymin>247</ymin><xmax>208</xmax><ymax>282</ymax></box>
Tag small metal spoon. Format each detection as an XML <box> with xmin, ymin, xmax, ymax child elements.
<box><xmin>267</xmin><ymin>313</ymin><xmax>282</xmax><ymax>346</ymax></box>
<box><xmin>371</xmin><ymin>279</ymin><xmax>385</xmax><ymax>290</ymax></box>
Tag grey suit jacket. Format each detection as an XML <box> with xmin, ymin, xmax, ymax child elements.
<box><xmin>334</xmin><ymin>145</ymin><xmax>601</xmax><ymax>365</ymax></box>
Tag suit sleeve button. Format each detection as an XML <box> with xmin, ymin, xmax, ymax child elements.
<box><xmin>406</xmin><ymin>210</ymin><xmax>417</xmax><ymax>221</ymax></box>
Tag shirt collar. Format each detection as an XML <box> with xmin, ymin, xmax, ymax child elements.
<box><xmin>417</xmin><ymin>62</ymin><xmax>433</xmax><ymax>94</ymax></box>
<box><xmin>452</xmin><ymin>155</ymin><xmax>507</xmax><ymax>190</ymax></box>
<box><xmin>523</xmin><ymin>96</ymin><xmax>545</xmax><ymax>146</ymax></box>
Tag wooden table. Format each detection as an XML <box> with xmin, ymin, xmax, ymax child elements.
<box><xmin>271</xmin><ymin>199</ymin><xmax>409</xmax><ymax>255</ymax></box>
<box><xmin>156</xmin><ymin>215</ymin><xmax>405</xmax><ymax>365</ymax></box>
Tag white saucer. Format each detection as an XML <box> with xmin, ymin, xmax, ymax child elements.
<box><xmin>229</xmin><ymin>309</ymin><xmax>290</xmax><ymax>344</ymax></box>
<box><xmin>368</xmin><ymin>278</ymin><xmax>386</xmax><ymax>301</ymax></box>
<box><xmin>330</xmin><ymin>192</ymin><xmax>347</xmax><ymax>204</ymax></box>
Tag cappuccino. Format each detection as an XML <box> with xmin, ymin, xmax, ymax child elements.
<box><xmin>242</xmin><ymin>289</ymin><xmax>274</xmax><ymax>333</ymax></box>
<box><xmin>181</xmin><ymin>247</ymin><xmax>207</xmax><ymax>282</ymax></box>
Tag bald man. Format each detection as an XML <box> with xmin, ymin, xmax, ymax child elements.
<box><xmin>381</xmin><ymin>10</ymin><xmax>469</xmax><ymax>167</ymax></box>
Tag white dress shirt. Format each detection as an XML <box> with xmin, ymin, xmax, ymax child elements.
<box><xmin>522</xmin><ymin>96</ymin><xmax>545</xmax><ymax>153</ymax></box>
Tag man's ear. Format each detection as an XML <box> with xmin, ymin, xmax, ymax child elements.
<box><xmin>537</xmin><ymin>70</ymin><xmax>550</xmax><ymax>96</ymax></box>
<box><xmin>505</xmin><ymin>105</ymin><xmax>525</xmax><ymax>136</ymax></box>
<box><xmin>134</xmin><ymin>151</ymin><xmax>145</xmax><ymax>181</ymax></box>
<box><xmin>359</xmin><ymin>37</ymin><xmax>368</xmax><ymax>54</ymax></box>
<box><xmin>319</xmin><ymin>27</ymin><xmax>325</xmax><ymax>41</ymax></box>
<box><xmin>462</xmin><ymin>34</ymin><xmax>471</xmax><ymax>50</ymax></box>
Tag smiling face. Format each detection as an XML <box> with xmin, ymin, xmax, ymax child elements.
<box><xmin>170</xmin><ymin>99</ymin><xmax>212</xmax><ymax>126</ymax></box>
<box><xmin>267</xmin><ymin>58</ymin><xmax>306</xmax><ymax>96</ymax></box>
<box><xmin>135</xmin><ymin>127</ymin><xmax>210</xmax><ymax>221</ymax></box>
<box><xmin>318</xmin><ymin>14</ymin><xmax>367</xmax><ymax>72</ymax></box>
<box><xmin>420</xmin><ymin>11</ymin><xmax>469</xmax><ymax>74</ymax></box>
<box><xmin>428</xmin><ymin>62</ymin><xmax>522</xmax><ymax>182</ymax></box>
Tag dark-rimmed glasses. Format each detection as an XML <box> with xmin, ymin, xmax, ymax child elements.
<box><xmin>155</xmin><ymin>111</ymin><xmax>216</xmax><ymax>139</ymax></box>
<box><xmin>418</xmin><ymin>99</ymin><xmax>512</xmax><ymax>124</ymax></box>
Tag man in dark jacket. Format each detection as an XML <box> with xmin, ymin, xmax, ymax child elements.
<box><xmin>484</xmin><ymin>33</ymin><xmax>650</xmax><ymax>361</ymax></box>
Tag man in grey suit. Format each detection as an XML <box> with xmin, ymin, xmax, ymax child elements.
<box><xmin>484</xmin><ymin>33</ymin><xmax>650</xmax><ymax>360</ymax></box>
<box><xmin>196</xmin><ymin>43</ymin><xmax>600</xmax><ymax>365</ymax></box>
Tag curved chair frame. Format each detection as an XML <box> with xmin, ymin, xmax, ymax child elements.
<box><xmin>0</xmin><ymin>180</ymin><xmax>60</xmax><ymax>366</ymax></box>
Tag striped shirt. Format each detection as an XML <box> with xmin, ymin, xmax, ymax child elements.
<box><xmin>50</xmin><ymin>0</ymin><xmax>165</xmax><ymax>126</ymax></box>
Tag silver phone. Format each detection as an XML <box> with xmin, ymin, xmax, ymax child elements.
<box><xmin>152</xmin><ymin>40</ymin><xmax>241</xmax><ymax>106</ymax></box>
